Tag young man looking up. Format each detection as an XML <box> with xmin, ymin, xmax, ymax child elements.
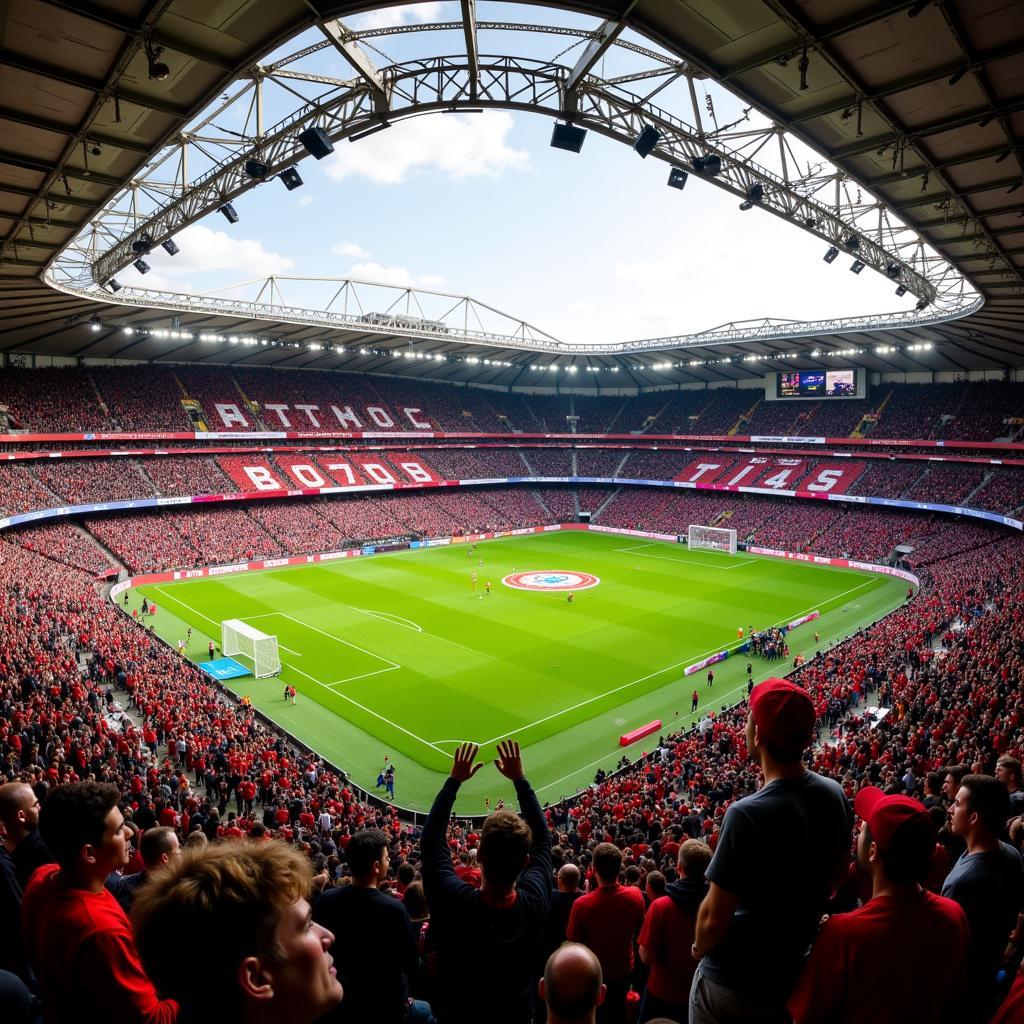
<box><xmin>22</xmin><ymin>781</ymin><xmax>179</xmax><ymax>1023</ymax></box>
<box><xmin>788</xmin><ymin>786</ymin><xmax>969</xmax><ymax>1023</ymax></box>
<box><xmin>133</xmin><ymin>840</ymin><xmax>343</xmax><ymax>1024</ymax></box>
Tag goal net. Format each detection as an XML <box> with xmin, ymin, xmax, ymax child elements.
<box><xmin>221</xmin><ymin>619</ymin><xmax>282</xmax><ymax>678</ymax></box>
<box><xmin>687</xmin><ymin>524</ymin><xmax>738</xmax><ymax>555</ymax></box>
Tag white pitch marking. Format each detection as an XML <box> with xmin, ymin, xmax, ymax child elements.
<box><xmin>276</xmin><ymin>612</ymin><xmax>400</xmax><ymax>670</ymax></box>
<box><xmin>477</xmin><ymin>574</ymin><xmax>880</xmax><ymax>747</ymax></box>
<box><xmin>613</xmin><ymin>543</ymin><xmax>756</xmax><ymax>569</ymax></box>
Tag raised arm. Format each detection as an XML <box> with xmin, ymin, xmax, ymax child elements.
<box><xmin>421</xmin><ymin>743</ymin><xmax>483</xmax><ymax>897</ymax></box>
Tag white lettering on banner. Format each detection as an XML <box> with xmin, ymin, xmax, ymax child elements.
<box><xmin>243</xmin><ymin>466</ymin><xmax>282</xmax><ymax>491</ymax></box>
<box><xmin>184</xmin><ymin>569</ymin><xmax>205</xmax><ymax>578</ymax></box>
<box><xmin>209</xmin><ymin>563</ymin><xmax>246</xmax><ymax>576</ymax></box>
<box><xmin>805</xmin><ymin>469</ymin><xmax>844</xmax><ymax>492</ymax></box>
<box><xmin>726</xmin><ymin>464</ymin><xmax>760</xmax><ymax>487</ymax></box>
<box><xmin>289</xmin><ymin>464</ymin><xmax>326</xmax><ymax>488</ymax></box>
<box><xmin>367</xmin><ymin>406</ymin><xmax>395</xmax><ymax>428</ymax></box>
<box><xmin>688</xmin><ymin>463</ymin><xmax>722</xmax><ymax>482</ymax></box>
<box><xmin>215</xmin><ymin>403</ymin><xmax>249</xmax><ymax>429</ymax></box>
<box><xmin>331</xmin><ymin>405</ymin><xmax>363</xmax><ymax>429</ymax></box>
<box><xmin>362</xmin><ymin>463</ymin><xmax>396</xmax><ymax>484</ymax></box>
<box><xmin>399</xmin><ymin>462</ymin><xmax>433</xmax><ymax>483</ymax></box>
<box><xmin>263</xmin><ymin>558</ymin><xmax>290</xmax><ymax>568</ymax></box>
<box><xmin>762</xmin><ymin>469</ymin><xmax>797</xmax><ymax>489</ymax></box>
<box><xmin>265</xmin><ymin>404</ymin><xmax>291</xmax><ymax>428</ymax></box>
<box><xmin>325</xmin><ymin>462</ymin><xmax>357</xmax><ymax>486</ymax></box>
<box><xmin>295</xmin><ymin>404</ymin><xmax>321</xmax><ymax>427</ymax></box>
<box><xmin>404</xmin><ymin>407</ymin><xmax>431</xmax><ymax>430</ymax></box>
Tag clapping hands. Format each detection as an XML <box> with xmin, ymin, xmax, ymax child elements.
<box><xmin>449</xmin><ymin>739</ymin><xmax>523</xmax><ymax>782</ymax></box>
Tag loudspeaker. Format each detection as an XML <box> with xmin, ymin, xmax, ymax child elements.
<box><xmin>279</xmin><ymin>167</ymin><xmax>303</xmax><ymax>191</ymax></box>
<box><xmin>633</xmin><ymin>125</ymin><xmax>660</xmax><ymax>158</ymax></box>
<box><xmin>298</xmin><ymin>126</ymin><xmax>334</xmax><ymax>160</ymax></box>
<box><xmin>550</xmin><ymin>122</ymin><xmax>586</xmax><ymax>153</ymax></box>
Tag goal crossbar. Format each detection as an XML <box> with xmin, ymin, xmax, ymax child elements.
<box><xmin>221</xmin><ymin>619</ymin><xmax>281</xmax><ymax>678</ymax></box>
<box><xmin>687</xmin><ymin>524</ymin><xmax>738</xmax><ymax>555</ymax></box>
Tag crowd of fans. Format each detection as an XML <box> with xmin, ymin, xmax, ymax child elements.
<box><xmin>2</xmin><ymin>491</ymin><xmax>1024</xmax><ymax>1021</ymax></box>
<box><xmin>6</xmin><ymin>366</ymin><xmax>1024</xmax><ymax>441</ymax></box>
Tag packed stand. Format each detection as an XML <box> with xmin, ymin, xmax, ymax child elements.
<box><xmin>89</xmin><ymin>366</ymin><xmax>192</xmax><ymax>432</ymax></box>
<box><xmin>32</xmin><ymin>458</ymin><xmax>156</xmax><ymax>506</ymax></box>
<box><xmin>970</xmin><ymin>470</ymin><xmax>1024</xmax><ymax>515</ymax></box>
<box><xmin>872</xmin><ymin>381</ymin><xmax>967</xmax><ymax>439</ymax></box>
<box><xmin>11</xmin><ymin>522</ymin><xmax>116</xmax><ymax>575</ymax></box>
<box><xmin>0</xmin><ymin>464</ymin><xmax>63</xmax><ymax>518</ymax></box>
<box><xmin>942</xmin><ymin>381</ymin><xmax>1024</xmax><ymax>441</ymax></box>
<box><xmin>905</xmin><ymin>463</ymin><xmax>989</xmax><ymax>505</ymax></box>
<box><xmin>0</xmin><ymin>367</ymin><xmax>118</xmax><ymax>433</ymax></box>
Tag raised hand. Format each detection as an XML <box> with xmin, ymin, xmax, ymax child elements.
<box><xmin>451</xmin><ymin>742</ymin><xmax>484</xmax><ymax>782</ymax></box>
<box><xmin>493</xmin><ymin>739</ymin><xmax>524</xmax><ymax>781</ymax></box>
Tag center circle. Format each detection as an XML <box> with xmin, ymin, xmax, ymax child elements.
<box><xmin>502</xmin><ymin>571</ymin><xmax>600</xmax><ymax>591</ymax></box>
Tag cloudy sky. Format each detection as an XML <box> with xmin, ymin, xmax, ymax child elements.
<box><xmin>132</xmin><ymin>2</ymin><xmax>919</xmax><ymax>346</ymax></box>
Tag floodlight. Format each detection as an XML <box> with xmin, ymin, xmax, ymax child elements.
<box><xmin>244</xmin><ymin>158</ymin><xmax>269</xmax><ymax>180</ymax></box>
<box><xmin>279</xmin><ymin>167</ymin><xmax>303</xmax><ymax>191</ymax></box>
<box><xmin>886</xmin><ymin>262</ymin><xmax>901</xmax><ymax>278</ymax></box>
<box><xmin>895</xmin><ymin>285</ymin><xmax>908</xmax><ymax>296</ymax></box>
<box><xmin>823</xmin><ymin>246</ymin><xmax>839</xmax><ymax>264</ymax></box>
<box><xmin>691</xmin><ymin>154</ymin><xmax>722</xmax><ymax>176</ymax></box>
<box><xmin>916</xmin><ymin>298</ymin><xmax>929</xmax><ymax>311</ymax></box>
<box><xmin>298</xmin><ymin>126</ymin><xmax>334</xmax><ymax>160</ymax></box>
<box><xmin>107</xmin><ymin>279</ymin><xmax>122</xmax><ymax>292</ymax></box>
<box><xmin>219</xmin><ymin>203</ymin><xmax>239</xmax><ymax>224</ymax></box>
<box><xmin>133</xmin><ymin>259</ymin><xmax>150</xmax><ymax>274</ymax></box>
<box><xmin>844</xmin><ymin>234</ymin><xmax>860</xmax><ymax>251</ymax></box>
<box><xmin>633</xmin><ymin>124</ymin><xmax>661</xmax><ymax>159</ymax></box>
<box><xmin>131</xmin><ymin>236</ymin><xmax>152</xmax><ymax>255</ymax></box>
<box><xmin>739</xmin><ymin>183</ymin><xmax>764</xmax><ymax>210</ymax></box>
<box><xmin>144</xmin><ymin>39</ymin><xmax>169</xmax><ymax>81</ymax></box>
<box><xmin>161</xmin><ymin>239</ymin><xmax>179</xmax><ymax>256</ymax></box>
<box><xmin>550</xmin><ymin>122</ymin><xmax>586</xmax><ymax>153</ymax></box>
<box><xmin>667</xmin><ymin>166</ymin><xmax>688</xmax><ymax>190</ymax></box>
<box><xmin>850</xmin><ymin>260</ymin><xmax>866</xmax><ymax>274</ymax></box>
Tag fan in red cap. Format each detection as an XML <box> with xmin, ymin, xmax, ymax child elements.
<box><xmin>788</xmin><ymin>785</ymin><xmax>970</xmax><ymax>1024</ymax></box>
<box><xmin>690</xmin><ymin>679</ymin><xmax>852</xmax><ymax>1021</ymax></box>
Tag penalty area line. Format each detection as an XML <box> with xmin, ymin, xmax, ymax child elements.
<box><xmin>477</xmin><ymin>573</ymin><xmax>881</xmax><ymax>748</ymax></box>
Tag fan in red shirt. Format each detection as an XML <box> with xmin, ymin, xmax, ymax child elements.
<box><xmin>567</xmin><ymin>843</ymin><xmax>646</xmax><ymax>1024</ymax></box>
<box><xmin>788</xmin><ymin>787</ymin><xmax>969</xmax><ymax>1024</ymax></box>
<box><xmin>637</xmin><ymin>839</ymin><xmax>712</xmax><ymax>1023</ymax></box>
<box><xmin>22</xmin><ymin>781</ymin><xmax>178</xmax><ymax>1023</ymax></box>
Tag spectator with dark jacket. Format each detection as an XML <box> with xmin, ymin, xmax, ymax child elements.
<box><xmin>943</xmin><ymin>774</ymin><xmax>1024</xmax><ymax>1021</ymax></box>
<box><xmin>105</xmin><ymin>825</ymin><xmax>180</xmax><ymax>915</ymax></box>
<box><xmin>532</xmin><ymin>863</ymin><xmax>582</xmax><ymax>1022</ymax></box>
<box><xmin>421</xmin><ymin>740</ymin><xmax>552</xmax><ymax>1024</ymax></box>
<box><xmin>0</xmin><ymin>782</ymin><xmax>53</xmax><ymax>890</ymax></box>
<box><xmin>313</xmin><ymin>828</ymin><xmax>420</xmax><ymax>1024</ymax></box>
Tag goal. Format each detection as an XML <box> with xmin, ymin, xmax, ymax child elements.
<box><xmin>687</xmin><ymin>524</ymin><xmax>738</xmax><ymax>555</ymax></box>
<box><xmin>221</xmin><ymin>619</ymin><xmax>282</xmax><ymax>678</ymax></box>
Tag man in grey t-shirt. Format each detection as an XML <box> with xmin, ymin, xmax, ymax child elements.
<box><xmin>690</xmin><ymin>679</ymin><xmax>851</xmax><ymax>1024</ymax></box>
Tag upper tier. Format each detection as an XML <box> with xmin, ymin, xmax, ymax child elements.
<box><xmin>2</xmin><ymin>366</ymin><xmax>1024</xmax><ymax>444</ymax></box>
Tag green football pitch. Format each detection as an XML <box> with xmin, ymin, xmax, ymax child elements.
<box><xmin>129</xmin><ymin>530</ymin><xmax>909</xmax><ymax>814</ymax></box>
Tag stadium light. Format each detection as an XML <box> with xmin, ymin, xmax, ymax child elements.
<box><xmin>133</xmin><ymin>259</ymin><xmax>150</xmax><ymax>274</ymax></box>
<box><xmin>550</xmin><ymin>122</ymin><xmax>586</xmax><ymax>153</ymax></box>
<box><xmin>667</xmin><ymin>166</ymin><xmax>688</xmax><ymax>190</ymax></box>
<box><xmin>279</xmin><ymin>167</ymin><xmax>303</xmax><ymax>191</ymax></box>
<box><xmin>885</xmin><ymin>262</ymin><xmax>901</xmax><ymax>279</ymax></box>
<box><xmin>298</xmin><ymin>126</ymin><xmax>334</xmax><ymax>160</ymax></box>
<box><xmin>161</xmin><ymin>238</ymin><xmax>179</xmax><ymax>256</ymax></box>
<box><xmin>131</xmin><ymin>235</ymin><xmax>152</xmax><ymax>255</ymax></box>
<box><xmin>633</xmin><ymin>124</ymin><xmax>661</xmax><ymax>159</ymax></box>
<box><xmin>244</xmin><ymin>158</ymin><xmax>269</xmax><ymax>180</ymax></box>
<box><xmin>218</xmin><ymin>203</ymin><xmax>239</xmax><ymax>224</ymax></box>
<box><xmin>144</xmin><ymin>38</ymin><xmax>169</xmax><ymax>81</ymax></box>
<box><xmin>850</xmin><ymin>260</ymin><xmax>866</xmax><ymax>274</ymax></box>
<box><xmin>691</xmin><ymin>154</ymin><xmax>722</xmax><ymax>176</ymax></box>
<box><xmin>739</xmin><ymin>183</ymin><xmax>764</xmax><ymax>211</ymax></box>
<box><xmin>106</xmin><ymin>279</ymin><xmax>122</xmax><ymax>292</ymax></box>
<box><xmin>823</xmin><ymin>246</ymin><xmax>839</xmax><ymax>264</ymax></box>
<box><xmin>895</xmin><ymin>285</ymin><xmax>908</xmax><ymax>296</ymax></box>
<box><xmin>844</xmin><ymin>234</ymin><xmax>860</xmax><ymax>251</ymax></box>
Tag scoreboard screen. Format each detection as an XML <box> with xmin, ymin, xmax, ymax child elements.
<box><xmin>777</xmin><ymin>369</ymin><xmax>858</xmax><ymax>399</ymax></box>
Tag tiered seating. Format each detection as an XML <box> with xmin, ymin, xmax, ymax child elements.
<box><xmin>32</xmin><ymin>458</ymin><xmax>156</xmax><ymax>504</ymax></box>
<box><xmin>90</xmin><ymin>366</ymin><xmax>191</xmax><ymax>431</ymax></box>
<box><xmin>0</xmin><ymin>367</ymin><xmax>117</xmax><ymax>432</ymax></box>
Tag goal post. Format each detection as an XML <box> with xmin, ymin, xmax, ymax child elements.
<box><xmin>221</xmin><ymin>619</ymin><xmax>282</xmax><ymax>678</ymax></box>
<box><xmin>687</xmin><ymin>524</ymin><xmax>738</xmax><ymax>555</ymax></box>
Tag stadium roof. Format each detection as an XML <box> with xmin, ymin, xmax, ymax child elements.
<box><xmin>1</xmin><ymin>0</ymin><xmax>1022</xmax><ymax>387</ymax></box>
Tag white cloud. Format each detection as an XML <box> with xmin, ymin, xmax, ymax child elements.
<box><xmin>324</xmin><ymin>111</ymin><xmax>529</xmax><ymax>185</ymax></box>
<box><xmin>142</xmin><ymin>224</ymin><xmax>294</xmax><ymax>280</ymax></box>
<box><xmin>348</xmin><ymin>261</ymin><xmax>444</xmax><ymax>289</ymax></box>
<box><xmin>332</xmin><ymin>241</ymin><xmax>372</xmax><ymax>259</ymax></box>
<box><xmin>350</xmin><ymin>2</ymin><xmax>445</xmax><ymax>30</ymax></box>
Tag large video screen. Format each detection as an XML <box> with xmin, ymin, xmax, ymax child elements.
<box><xmin>777</xmin><ymin>369</ymin><xmax>858</xmax><ymax>399</ymax></box>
